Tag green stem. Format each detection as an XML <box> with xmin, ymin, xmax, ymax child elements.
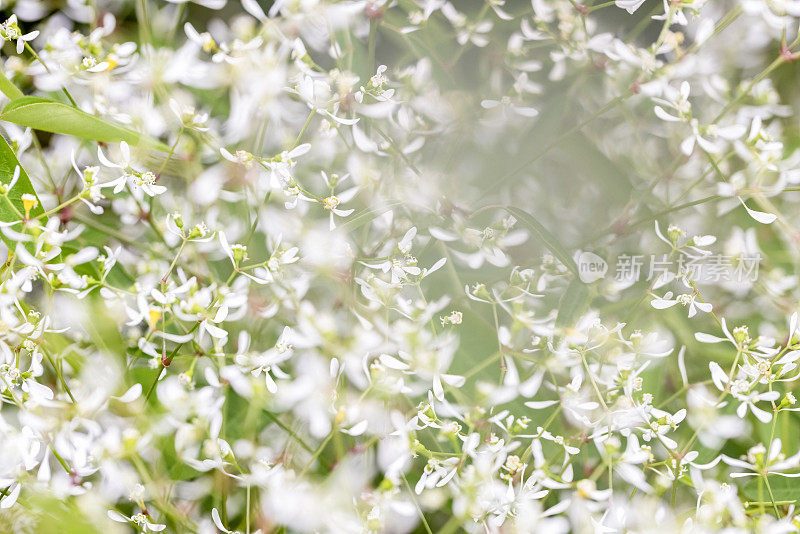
<box><xmin>293</xmin><ymin>110</ymin><xmax>316</xmax><ymax>148</ymax></box>
<box><xmin>161</xmin><ymin>238</ymin><xmax>187</xmax><ymax>283</ymax></box>
<box><xmin>366</xmin><ymin>19</ymin><xmax>377</xmax><ymax>77</ymax></box>
<box><xmin>157</xmin><ymin>127</ymin><xmax>184</xmax><ymax>177</ymax></box>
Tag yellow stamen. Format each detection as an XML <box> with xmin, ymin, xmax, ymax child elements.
<box><xmin>21</xmin><ymin>194</ymin><xmax>37</xmax><ymax>217</ymax></box>
<box><xmin>148</xmin><ymin>308</ymin><xmax>161</xmax><ymax>329</ymax></box>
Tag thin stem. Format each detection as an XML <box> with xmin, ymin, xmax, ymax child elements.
<box><xmin>293</xmin><ymin>110</ymin><xmax>316</xmax><ymax>148</ymax></box>
<box><xmin>401</xmin><ymin>474</ymin><xmax>434</xmax><ymax>534</ymax></box>
<box><xmin>161</xmin><ymin>238</ymin><xmax>187</xmax><ymax>283</ymax></box>
<box><xmin>366</xmin><ymin>18</ymin><xmax>377</xmax><ymax>77</ymax></box>
<box><xmin>157</xmin><ymin>127</ymin><xmax>184</xmax><ymax>177</ymax></box>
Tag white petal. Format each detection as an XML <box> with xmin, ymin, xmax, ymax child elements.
<box><xmin>242</xmin><ymin>0</ymin><xmax>267</xmax><ymax>21</ymax></box>
<box><xmin>212</xmin><ymin>508</ymin><xmax>230</xmax><ymax>533</ymax></box>
<box><xmin>739</xmin><ymin>198</ymin><xmax>776</xmax><ymax>224</ymax></box>
<box><xmin>115</xmin><ymin>383</ymin><xmax>142</xmax><ymax>403</ymax></box>
<box><xmin>441</xmin><ymin>373</ymin><xmax>465</xmax><ymax>387</ymax></box>
<box><xmin>650</xmin><ymin>298</ymin><xmax>677</xmax><ymax>309</ymax></box>
<box><xmin>202</xmin><ymin>320</ymin><xmax>228</xmax><ymax>339</ymax></box>
<box><xmin>108</xmin><ymin>510</ymin><xmax>129</xmax><ymax>523</ymax></box>
<box><xmin>708</xmin><ymin>361</ymin><xmax>728</xmax><ymax>391</ymax></box>
<box><xmin>343</xmin><ymin>420</ymin><xmax>368</xmax><ymax>436</ymax></box>
<box><xmin>750</xmin><ymin>403</ymin><xmax>773</xmax><ymax>423</ymax></box>
<box><xmin>219</xmin><ymin>231</ymin><xmax>234</xmax><ymax>262</ymax></box>
<box><xmin>695</xmin><ymin>332</ymin><xmax>726</xmax><ymax>343</ymax></box>
<box><xmin>0</xmin><ymin>484</ymin><xmax>20</xmax><ymax>509</ymax></box>
<box><xmin>654</xmin><ymin>105</ymin><xmax>681</xmax><ymax>122</ymax></box>
<box><xmin>379</xmin><ymin>354</ymin><xmax>409</xmax><ymax>370</ymax></box>
<box><xmin>694</xmin><ymin>301</ymin><xmax>713</xmax><ymax>313</ymax></box>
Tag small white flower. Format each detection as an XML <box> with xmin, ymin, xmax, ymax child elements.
<box><xmin>0</xmin><ymin>16</ymin><xmax>39</xmax><ymax>54</ymax></box>
<box><xmin>651</xmin><ymin>291</ymin><xmax>712</xmax><ymax>318</ymax></box>
<box><xmin>107</xmin><ymin>510</ymin><xmax>166</xmax><ymax>532</ymax></box>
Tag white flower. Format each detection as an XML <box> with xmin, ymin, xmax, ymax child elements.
<box><xmin>184</xmin><ymin>22</ymin><xmax>217</xmax><ymax>52</ymax></box>
<box><xmin>708</xmin><ymin>361</ymin><xmax>779</xmax><ymax>423</ymax></box>
<box><xmin>650</xmin><ymin>291</ymin><xmax>712</xmax><ymax>318</ymax></box>
<box><xmin>415</xmin><ymin>457</ymin><xmax>459</xmax><ymax>494</ymax></box>
<box><xmin>265</xmin><ymin>144</ymin><xmax>311</xmax><ymax>187</ymax></box>
<box><xmin>481</xmin><ymin>95</ymin><xmax>539</xmax><ymax>118</ymax></box>
<box><xmin>107</xmin><ymin>510</ymin><xmax>166</xmax><ymax>532</ymax></box>
<box><xmin>302</xmin><ymin>172</ymin><xmax>357</xmax><ymax>230</ymax></box>
<box><xmin>245</xmin><ymin>326</ymin><xmax>294</xmax><ymax>393</ymax></box>
<box><xmin>220</xmin><ymin>147</ymin><xmax>256</xmax><ymax>167</ymax></box>
<box><xmin>133</xmin><ymin>171</ymin><xmax>167</xmax><ymax>197</ymax></box>
<box><xmin>722</xmin><ymin>439</ymin><xmax>800</xmax><ymax>478</ymax></box>
<box><xmin>0</xmin><ymin>16</ymin><xmax>39</xmax><ymax>54</ymax></box>
<box><xmin>98</xmin><ymin>142</ymin><xmax>165</xmax><ymax>195</ymax></box>
<box><xmin>169</xmin><ymin>98</ymin><xmax>209</xmax><ymax>131</ymax></box>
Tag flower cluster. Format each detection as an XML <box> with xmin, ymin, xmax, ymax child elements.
<box><xmin>2</xmin><ymin>1</ymin><xmax>800</xmax><ymax>533</ymax></box>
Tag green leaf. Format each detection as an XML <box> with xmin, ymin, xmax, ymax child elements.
<box><xmin>743</xmin><ymin>475</ymin><xmax>800</xmax><ymax>504</ymax></box>
<box><xmin>0</xmin><ymin>135</ymin><xmax>43</xmax><ymax>249</ymax></box>
<box><xmin>21</xmin><ymin>493</ymin><xmax>104</xmax><ymax>534</ymax></box>
<box><xmin>502</xmin><ymin>206</ymin><xmax>579</xmax><ymax>276</ymax></box>
<box><xmin>555</xmin><ymin>278</ymin><xmax>591</xmax><ymax>329</ymax></box>
<box><xmin>1</xmin><ymin>97</ymin><xmax>170</xmax><ymax>151</ymax></box>
<box><xmin>0</xmin><ymin>70</ymin><xmax>23</xmax><ymax>100</ymax></box>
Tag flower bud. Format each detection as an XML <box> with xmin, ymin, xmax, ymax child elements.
<box><xmin>779</xmin><ymin>392</ymin><xmax>797</xmax><ymax>410</ymax></box>
<box><xmin>231</xmin><ymin>244</ymin><xmax>247</xmax><ymax>265</ymax></box>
